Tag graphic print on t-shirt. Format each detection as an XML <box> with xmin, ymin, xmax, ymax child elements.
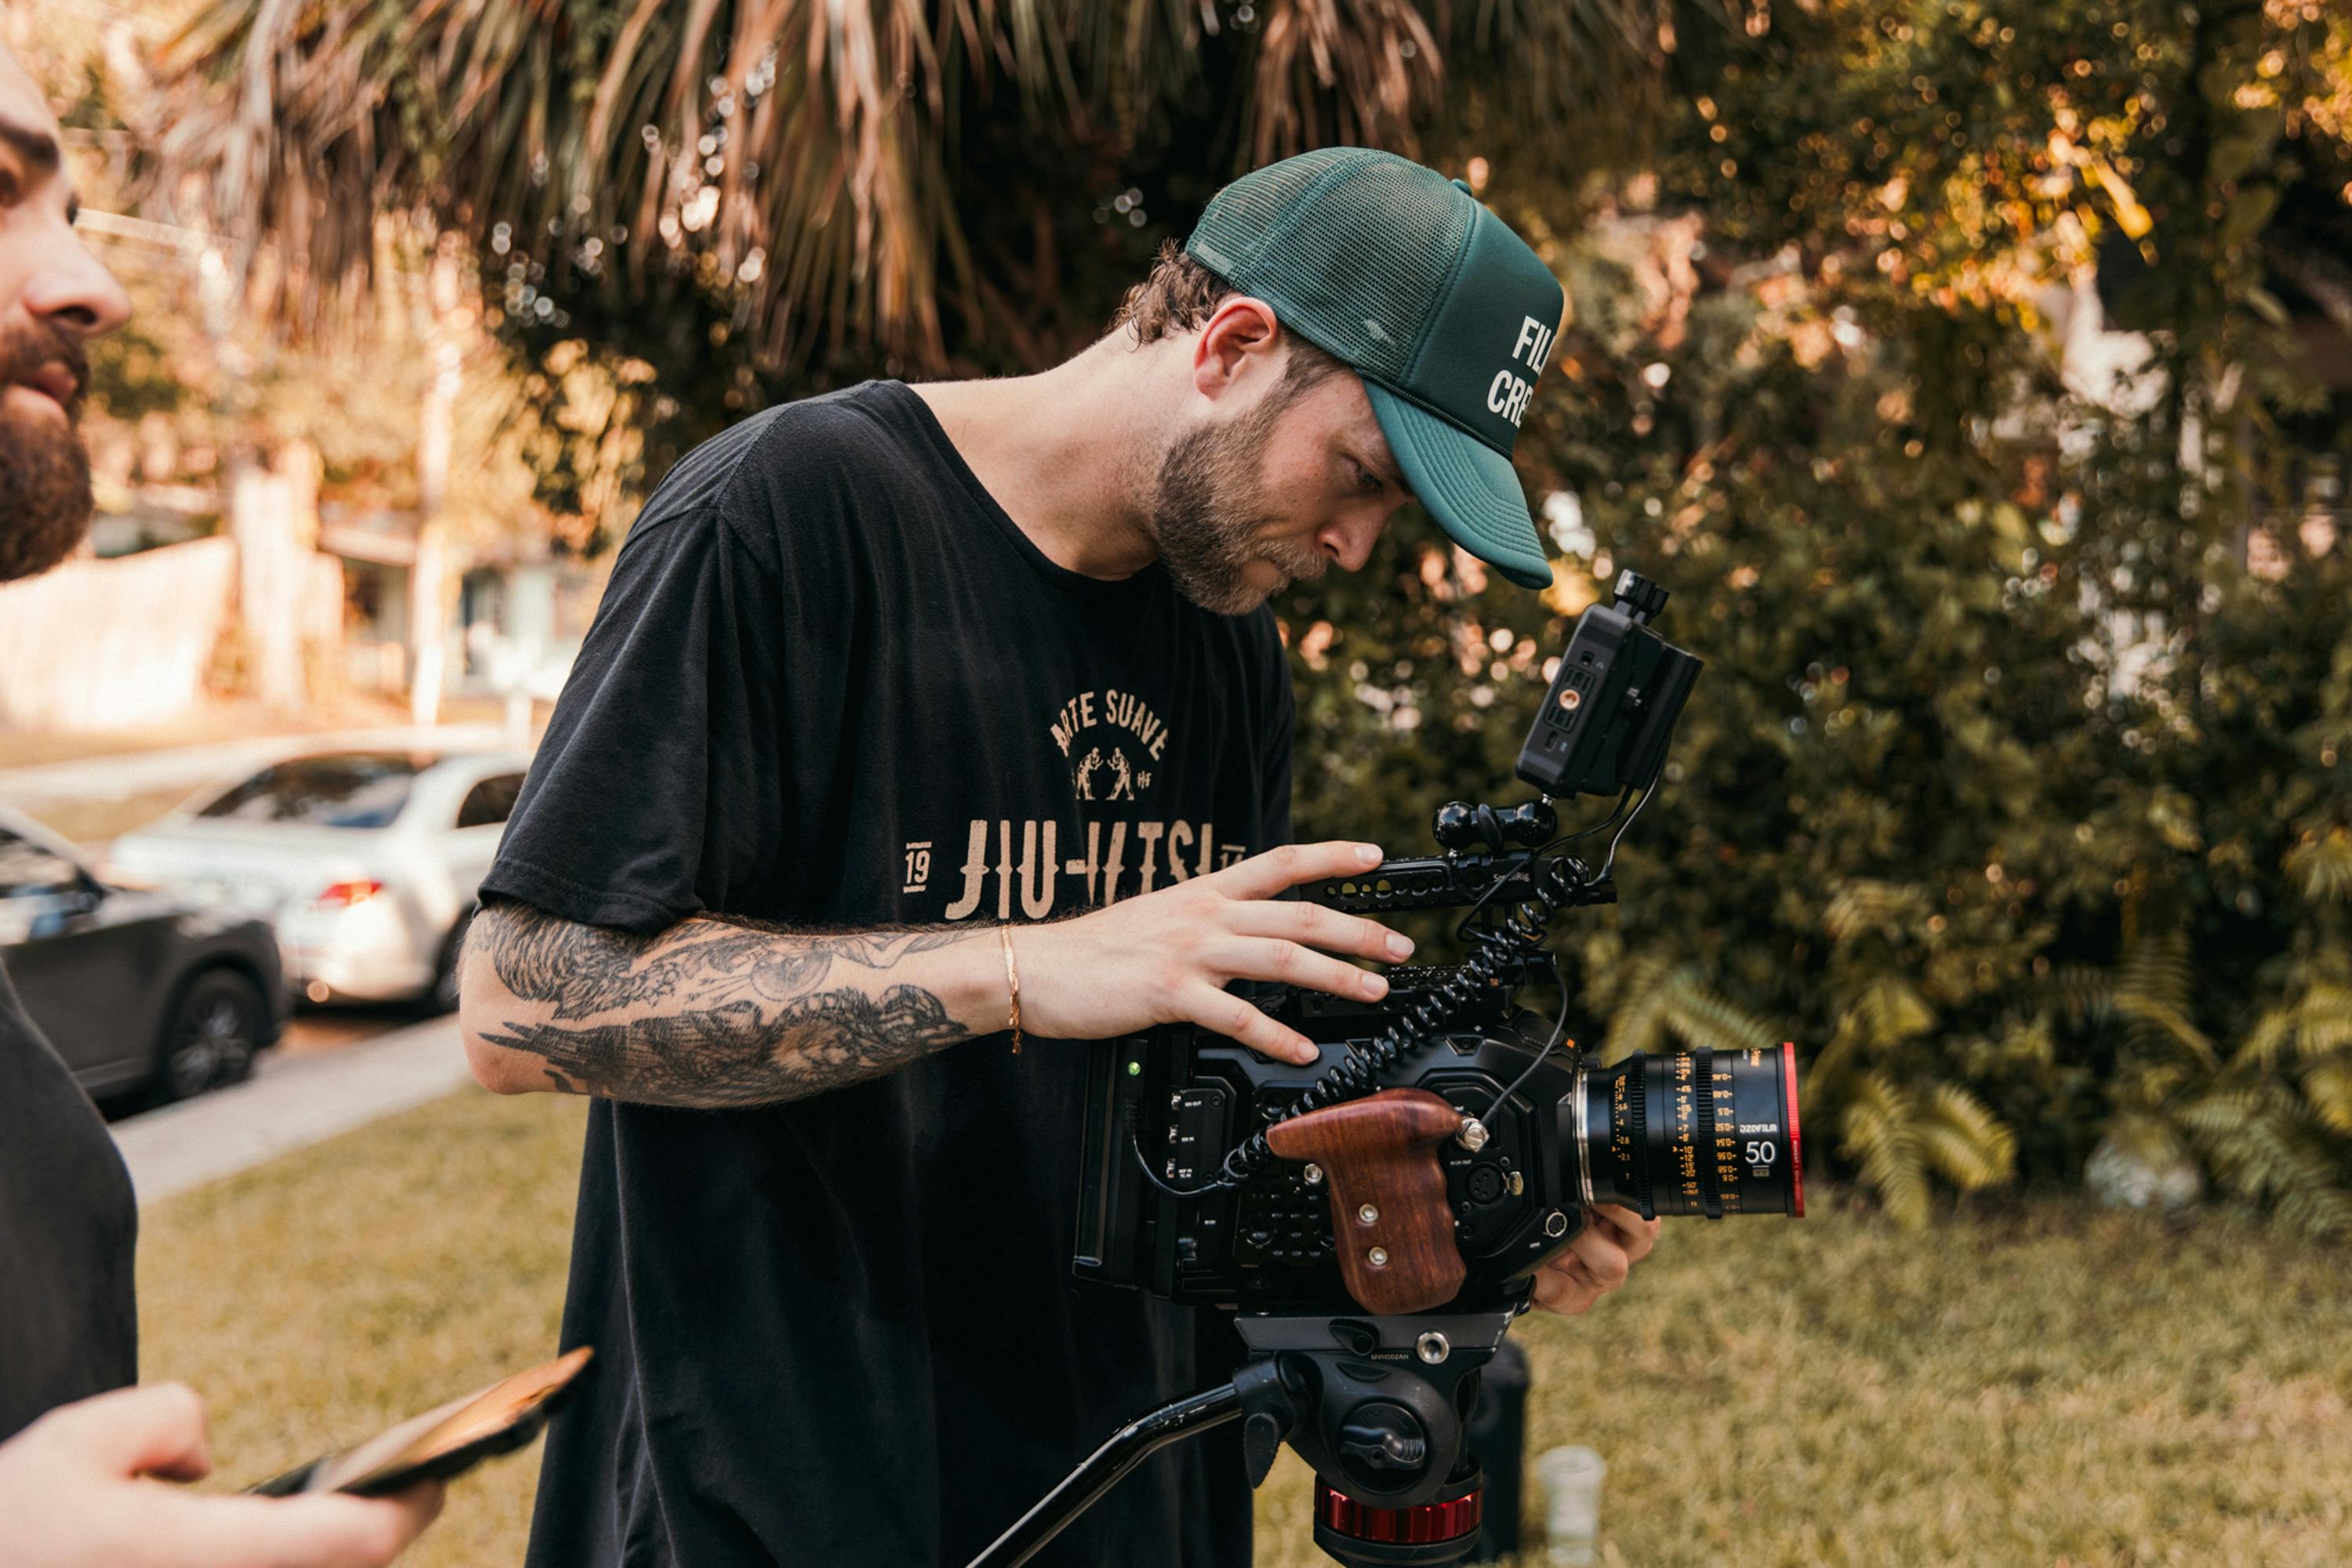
<box><xmin>905</xmin><ymin>684</ymin><xmax>1250</xmax><ymax>923</ymax></box>
<box><xmin>1053</xmin><ymin>686</ymin><xmax>1164</xmax><ymax>801</ymax></box>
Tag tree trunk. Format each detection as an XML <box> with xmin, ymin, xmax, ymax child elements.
<box><xmin>229</xmin><ymin>439</ymin><xmax>321</xmax><ymax>715</ymax></box>
<box><xmin>410</xmin><ymin>241</ymin><xmax>464</xmax><ymax>726</ymax></box>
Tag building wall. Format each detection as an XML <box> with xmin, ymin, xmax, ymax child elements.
<box><xmin>0</xmin><ymin>537</ymin><xmax>237</xmax><ymax>731</ymax></box>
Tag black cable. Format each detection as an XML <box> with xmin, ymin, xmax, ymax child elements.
<box><xmin>1210</xmin><ymin>847</ymin><xmax>1605</xmax><ymax>1188</ymax></box>
<box><xmin>1596</xmin><ymin>759</ymin><xmax>1667</xmax><ymax>881</ymax></box>
<box><xmin>1129</xmin><ymin>1127</ymin><xmax>1232</xmax><ymax>1201</ymax></box>
<box><xmin>1473</xmin><ymin>953</ymin><xmax>1572</xmax><ymax>1132</ymax></box>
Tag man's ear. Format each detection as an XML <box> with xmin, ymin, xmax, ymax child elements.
<box><xmin>1190</xmin><ymin>296</ymin><xmax>1284</xmax><ymax>402</ymax></box>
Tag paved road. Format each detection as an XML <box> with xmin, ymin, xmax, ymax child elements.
<box><xmin>0</xmin><ymin>724</ymin><xmax>519</xmax><ymax>804</ymax></box>
<box><xmin>282</xmin><ymin>1003</ymin><xmax>419</xmax><ymax>1055</ymax></box>
<box><xmin>111</xmin><ymin>1015</ymin><xmax>474</xmax><ymax>1206</ymax></box>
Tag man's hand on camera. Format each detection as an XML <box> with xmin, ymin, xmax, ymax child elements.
<box><xmin>1019</xmin><ymin>840</ymin><xmax>1412</xmax><ymax>1064</ymax></box>
<box><xmin>0</xmin><ymin>1384</ymin><xmax>444</xmax><ymax>1568</ymax></box>
<box><xmin>1530</xmin><ymin>1205</ymin><xmax>1659</xmax><ymax>1317</ymax></box>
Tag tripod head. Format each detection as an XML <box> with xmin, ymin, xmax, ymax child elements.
<box><xmin>1234</xmin><ymin>1311</ymin><xmax>1516</xmax><ymax>1566</ymax></box>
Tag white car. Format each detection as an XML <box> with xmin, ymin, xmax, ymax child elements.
<box><xmin>109</xmin><ymin>747</ymin><xmax>532</xmax><ymax>1010</ymax></box>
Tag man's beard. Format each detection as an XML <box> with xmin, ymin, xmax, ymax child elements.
<box><xmin>1148</xmin><ymin>393</ymin><xmax>1326</xmax><ymax>616</ymax></box>
<box><xmin>0</xmin><ymin>320</ymin><xmax>95</xmax><ymax>583</ymax></box>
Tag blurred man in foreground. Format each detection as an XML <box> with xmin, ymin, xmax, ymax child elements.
<box><xmin>0</xmin><ymin>40</ymin><xmax>440</xmax><ymax>1565</ymax></box>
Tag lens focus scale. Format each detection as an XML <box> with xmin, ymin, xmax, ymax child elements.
<box><xmin>1574</xmin><ymin>1044</ymin><xmax>1802</xmax><ymax>1218</ymax></box>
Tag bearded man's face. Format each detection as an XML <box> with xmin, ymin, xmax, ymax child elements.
<box><xmin>0</xmin><ymin>316</ymin><xmax>94</xmax><ymax>582</ymax></box>
<box><xmin>1148</xmin><ymin>388</ymin><xmax>1327</xmax><ymax>616</ymax></box>
<box><xmin>1145</xmin><ymin>350</ymin><xmax>1410</xmax><ymax>615</ymax></box>
<box><xmin>0</xmin><ymin>43</ymin><xmax>129</xmax><ymax>583</ymax></box>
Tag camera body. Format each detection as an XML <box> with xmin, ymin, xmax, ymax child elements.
<box><xmin>1073</xmin><ymin>975</ymin><xmax>1574</xmax><ymax>1312</ymax></box>
<box><xmin>1070</xmin><ymin>571</ymin><xmax>1802</xmax><ymax>1322</ymax></box>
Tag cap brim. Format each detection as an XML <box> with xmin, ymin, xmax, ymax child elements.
<box><xmin>1364</xmin><ymin>382</ymin><xmax>1552</xmax><ymax>590</ymax></box>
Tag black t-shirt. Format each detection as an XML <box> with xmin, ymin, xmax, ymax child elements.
<box><xmin>0</xmin><ymin>964</ymin><xmax>138</xmax><ymax>1443</ymax></box>
<box><xmin>485</xmin><ymin>380</ymin><xmax>1292</xmax><ymax>1567</ymax></box>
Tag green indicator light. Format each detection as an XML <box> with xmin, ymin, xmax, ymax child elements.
<box><xmin>1127</xmin><ymin>1060</ymin><xmax>1142</xmax><ymax>1077</ymax></box>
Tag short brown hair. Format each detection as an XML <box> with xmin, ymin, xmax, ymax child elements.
<box><xmin>1111</xmin><ymin>240</ymin><xmax>1347</xmax><ymax>391</ymax></box>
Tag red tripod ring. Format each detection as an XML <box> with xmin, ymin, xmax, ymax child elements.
<box><xmin>1314</xmin><ymin>1479</ymin><xmax>1484</xmax><ymax>1545</ymax></box>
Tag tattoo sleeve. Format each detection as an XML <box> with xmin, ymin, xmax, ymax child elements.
<box><xmin>465</xmin><ymin>902</ymin><xmax>980</xmax><ymax>1107</ymax></box>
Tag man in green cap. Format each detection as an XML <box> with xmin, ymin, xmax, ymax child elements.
<box><xmin>461</xmin><ymin>147</ymin><xmax>1657</xmax><ymax>1567</ymax></box>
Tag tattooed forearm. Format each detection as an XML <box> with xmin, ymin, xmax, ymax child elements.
<box><xmin>463</xmin><ymin>902</ymin><xmax>982</xmax><ymax>1106</ymax></box>
<box><xmin>477</xmin><ymin>986</ymin><xmax>973</xmax><ymax>1108</ymax></box>
<box><xmin>478</xmin><ymin>904</ymin><xmax>967</xmax><ymax>1021</ymax></box>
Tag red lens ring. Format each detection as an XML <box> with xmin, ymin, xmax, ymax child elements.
<box><xmin>1315</xmin><ymin>1479</ymin><xmax>1484</xmax><ymax>1545</ymax></box>
<box><xmin>1780</xmin><ymin>1040</ymin><xmax>1805</xmax><ymax>1218</ymax></box>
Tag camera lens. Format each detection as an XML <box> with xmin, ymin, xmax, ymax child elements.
<box><xmin>1569</xmin><ymin>1043</ymin><xmax>1804</xmax><ymax>1219</ymax></box>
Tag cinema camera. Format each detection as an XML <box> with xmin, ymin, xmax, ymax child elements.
<box><xmin>970</xmin><ymin>572</ymin><xmax>1806</xmax><ymax>1568</ymax></box>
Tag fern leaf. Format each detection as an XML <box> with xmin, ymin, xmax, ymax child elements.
<box><xmin>1915</xmin><ymin>1082</ymin><xmax>2018</xmax><ymax>1192</ymax></box>
<box><xmin>1824</xmin><ymin>880</ymin><xmax>1929</xmax><ymax>946</ymax></box>
<box><xmin>1855</xmin><ymin>976</ymin><xmax>1937</xmax><ymax>1049</ymax></box>
<box><xmin>1599</xmin><ymin>951</ymin><xmax>1678</xmax><ymax>1065</ymax></box>
<box><xmin>1841</xmin><ymin>1071</ymin><xmax>1930</xmax><ymax>1229</ymax></box>
<box><xmin>2305</xmin><ymin>1058</ymin><xmax>2352</xmax><ymax>1138</ymax></box>
<box><xmin>2285</xmin><ymin>826</ymin><xmax>2352</xmax><ymax>905</ymax></box>
<box><xmin>2182</xmin><ymin>1089</ymin><xmax>2352</xmax><ymax>1240</ymax></box>
<box><xmin>1661</xmin><ymin>976</ymin><xmax>1777</xmax><ymax>1056</ymax></box>
<box><xmin>2238</xmin><ymin>1005</ymin><xmax>2300</xmax><ymax>1069</ymax></box>
<box><xmin>2050</xmin><ymin>963</ymin><xmax>2113</xmax><ymax>1029</ymax></box>
<box><xmin>2296</xmin><ymin>984</ymin><xmax>2352</xmax><ymax>1060</ymax></box>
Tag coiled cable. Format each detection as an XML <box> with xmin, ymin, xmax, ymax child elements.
<box><xmin>1208</xmin><ymin>848</ymin><xmax>1601</xmax><ymax>1188</ymax></box>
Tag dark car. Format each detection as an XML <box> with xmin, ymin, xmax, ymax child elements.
<box><xmin>0</xmin><ymin>803</ymin><xmax>287</xmax><ymax>1103</ymax></box>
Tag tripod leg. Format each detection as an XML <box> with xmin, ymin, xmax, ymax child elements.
<box><xmin>964</xmin><ymin>1383</ymin><xmax>1242</xmax><ymax>1568</ymax></box>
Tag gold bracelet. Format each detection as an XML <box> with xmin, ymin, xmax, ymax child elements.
<box><xmin>999</xmin><ymin>924</ymin><xmax>1022</xmax><ymax>1055</ymax></box>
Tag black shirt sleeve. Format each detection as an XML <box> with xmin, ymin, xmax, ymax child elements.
<box><xmin>482</xmin><ymin>507</ymin><xmax>789</xmax><ymax>935</ymax></box>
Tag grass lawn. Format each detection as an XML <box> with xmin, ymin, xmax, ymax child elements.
<box><xmin>139</xmin><ymin>1088</ymin><xmax>2352</xmax><ymax>1566</ymax></box>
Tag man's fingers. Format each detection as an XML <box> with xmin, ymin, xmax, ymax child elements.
<box><xmin>42</xmin><ymin>1383</ymin><xmax>213</xmax><ymax>1483</ymax></box>
<box><xmin>1532</xmin><ymin>1258</ymin><xmax>1601</xmax><ymax>1316</ymax></box>
<box><xmin>174</xmin><ymin>1483</ymin><xmax>446</xmax><ymax>1568</ymax></box>
<box><xmin>1178</xmin><ymin>982</ymin><xmax>1319</xmax><ymax>1065</ymax></box>
<box><xmin>1588</xmin><ymin>1203</ymin><xmax>1660</xmax><ymax>1263</ymax></box>
<box><xmin>1566</xmin><ymin>1220</ymin><xmax>1633</xmax><ymax>1292</ymax></box>
<box><xmin>1209</xmin><ymin>936</ymin><xmax>1388</xmax><ymax>1007</ymax></box>
<box><xmin>1210</xmin><ymin>840</ymin><xmax>1384</xmax><ymax>902</ymax></box>
<box><xmin>1231</xmin><ymin>899</ymin><xmax>1413</xmax><ymax>964</ymax></box>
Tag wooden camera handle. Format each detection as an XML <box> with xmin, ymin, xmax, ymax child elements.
<box><xmin>1265</xmin><ymin>1089</ymin><xmax>1467</xmax><ymax>1316</ymax></box>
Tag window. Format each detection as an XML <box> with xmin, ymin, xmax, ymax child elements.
<box><xmin>198</xmin><ymin>753</ymin><xmax>426</xmax><ymax>829</ymax></box>
<box><xmin>456</xmin><ymin>773</ymin><xmax>525</xmax><ymax>830</ymax></box>
<box><xmin>0</xmin><ymin>825</ymin><xmax>84</xmax><ymax>900</ymax></box>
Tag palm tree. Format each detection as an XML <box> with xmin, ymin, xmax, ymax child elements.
<box><xmin>141</xmin><ymin>0</ymin><xmax>1704</xmax><ymax>388</ymax></box>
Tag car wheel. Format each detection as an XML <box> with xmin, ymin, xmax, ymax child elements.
<box><xmin>427</xmin><ymin>908</ymin><xmax>477</xmax><ymax>1015</ymax></box>
<box><xmin>157</xmin><ymin>968</ymin><xmax>265</xmax><ymax>1102</ymax></box>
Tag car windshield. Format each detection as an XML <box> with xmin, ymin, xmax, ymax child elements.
<box><xmin>197</xmin><ymin>753</ymin><xmax>429</xmax><ymax>829</ymax></box>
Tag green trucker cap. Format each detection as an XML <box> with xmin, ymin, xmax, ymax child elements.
<box><xmin>1185</xmin><ymin>148</ymin><xmax>1564</xmax><ymax>590</ymax></box>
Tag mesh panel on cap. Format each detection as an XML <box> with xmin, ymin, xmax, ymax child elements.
<box><xmin>1189</xmin><ymin>151</ymin><xmax>1472</xmax><ymax>386</ymax></box>
<box><xmin>1189</xmin><ymin>148</ymin><xmax>1357</xmax><ymax>270</ymax></box>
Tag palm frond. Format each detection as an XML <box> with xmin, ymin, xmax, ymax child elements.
<box><xmin>140</xmin><ymin>0</ymin><xmax>1683</xmax><ymax>367</ymax></box>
